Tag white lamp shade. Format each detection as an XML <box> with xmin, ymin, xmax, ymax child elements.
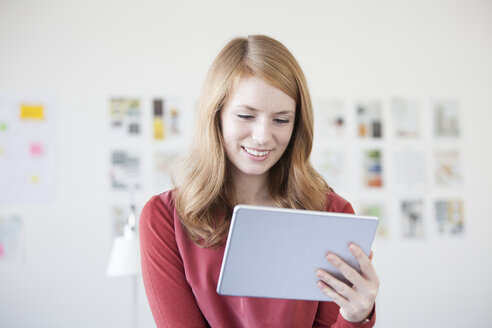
<box><xmin>107</xmin><ymin>226</ymin><xmax>140</xmax><ymax>277</ymax></box>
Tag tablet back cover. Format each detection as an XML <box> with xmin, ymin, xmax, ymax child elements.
<box><xmin>216</xmin><ymin>205</ymin><xmax>378</xmax><ymax>301</ymax></box>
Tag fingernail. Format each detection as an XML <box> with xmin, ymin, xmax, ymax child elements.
<box><xmin>327</xmin><ymin>254</ymin><xmax>335</xmax><ymax>262</ymax></box>
<box><xmin>316</xmin><ymin>270</ymin><xmax>324</xmax><ymax>278</ymax></box>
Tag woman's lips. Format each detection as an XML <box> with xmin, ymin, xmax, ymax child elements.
<box><xmin>242</xmin><ymin>146</ymin><xmax>271</xmax><ymax>161</ymax></box>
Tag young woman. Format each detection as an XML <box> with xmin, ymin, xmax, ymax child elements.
<box><xmin>140</xmin><ymin>35</ymin><xmax>379</xmax><ymax>328</ymax></box>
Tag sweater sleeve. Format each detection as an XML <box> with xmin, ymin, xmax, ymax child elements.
<box><xmin>139</xmin><ymin>195</ymin><xmax>208</xmax><ymax>328</ymax></box>
<box><xmin>313</xmin><ymin>201</ymin><xmax>376</xmax><ymax>328</ymax></box>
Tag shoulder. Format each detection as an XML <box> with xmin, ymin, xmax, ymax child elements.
<box><xmin>158</xmin><ymin>189</ymin><xmax>175</xmax><ymax>209</ymax></box>
<box><xmin>140</xmin><ymin>190</ymin><xmax>176</xmax><ymax>231</ymax></box>
<box><xmin>324</xmin><ymin>191</ymin><xmax>355</xmax><ymax>214</ymax></box>
<box><xmin>142</xmin><ymin>190</ymin><xmax>175</xmax><ymax>212</ymax></box>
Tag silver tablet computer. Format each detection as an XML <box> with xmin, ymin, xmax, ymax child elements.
<box><xmin>216</xmin><ymin>205</ymin><xmax>379</xmax><ymax>302</ymax></box>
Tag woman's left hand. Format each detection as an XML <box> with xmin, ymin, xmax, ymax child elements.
<box><xmin>316</xmin><ymin>243</ymin><xmax>379</xmax><ymax>323</ymax></box>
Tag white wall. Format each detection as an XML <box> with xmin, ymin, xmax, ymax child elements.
<box><xmin>1</xmin><ymin>0</ymin><xmax>491</xmax><ymax>327</ymax></box>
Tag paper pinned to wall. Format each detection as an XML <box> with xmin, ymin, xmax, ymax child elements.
<box><xmin>0</xmin><ymin>216</ymin><xmax>25</xmax><ymax>263</ymax></box>
<box><xmin>434</xmin><ymin>100</ymin><xmax>460</xmax><ymax>138</ymax></box>
<box><xmin>109</xmin><ymin>98</ymin><xmax>142</xmax><ymax>138</ymax></box>
<box><xmin>391</xmin><ymin>98</ymin><xmax>420</xmax><ymax>139</ymax></box>
<box><xmin>358</xmin><ymin>202</ymin><xmax>388</xmax><ymax>238</ymax></box>
<box><xmin>0</xmin><ymin>95</ymin><xmax>56</xmax><ymax>203</ymax></box>
<box><xmin>110</xmin><ymin>204</ymin><xmax>131</xmax><ymax>238</ymax></box>
<box><xmin>401</xmin><ymin>199</ymin><xmax>425</xmax><ymax>239</ymax></box>
<box><xmin>362</xmin><ymin>149</ymin><xmax>383</xmax><ymax>188</ymax></box>
<box><xmin>356</xmin><ymin>100</ymin><xmax>383</xmax><ymax>139</ymax></box>
<box><xmin>312</xmin><ymin>148</ymin><xmax>346</xmax><ymax>191</ymax></box>
<box><xmin>435</xmin><ymin>199</ymin><xmax>465</xmax><ymax>235</ymax></box>
<box><xmin>313</xmin><ymin>99</ymin><xmax>347</xmax><ymax>139</ymax></box>
<box><xmin>152</xmin><ymin>97</ymin><xmax>186</xmax><ymax>142</ymax></box>
<box><xmin>393</xmin><ymin>148</ymin><xmax>427</xmax><ymax>189</ymax></box>
<box><xmin>109</xmin><ymin>149</ymin><xmax>142</xmax><ymax>190</ymax></box>
<box><xmin>434</xmin><ymin>149</ymin><xmax>462</xmax><ymax>187</ymax></box>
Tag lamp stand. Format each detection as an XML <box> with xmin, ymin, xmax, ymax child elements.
<box><xmin>132</xmin><ymin>275</ymin><xmax>138</xmax><ymax>328</ymax></box>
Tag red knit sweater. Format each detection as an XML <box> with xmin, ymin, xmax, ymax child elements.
<box><xmin>139</xmin><ymin>190</ymin><xmax>376</xmax><ymax>328</ymax></box>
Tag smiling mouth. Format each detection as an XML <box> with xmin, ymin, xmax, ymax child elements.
<box><xmin>242</xmin><ymin>146</ymin><xmax>270</xmax><ymax>157</ymax></box>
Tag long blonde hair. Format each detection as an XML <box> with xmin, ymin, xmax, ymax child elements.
<box><xmin>174</xmin><ymin>35</ymin><xmax>330</xmax><ymax>247</ymax></box>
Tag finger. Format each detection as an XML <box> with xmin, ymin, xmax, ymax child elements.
<box><xmin>326</xmin><ymin>253</ymin><xmax>365</xmax><ymax>287</ymax></box>
<box><xmin>349</xmin><ymin>244</ymin><xmax>378</xmax><ymax>282</ymax></box>
<box><xmin>369</xmin><ymin>250</ymin><xmax>374</xmax><ymax>261</ymax></box>
<box><xmin>316</xmin><ymin>279</ymin><xmax>350</xmax><ymax>308</ymax></box>
<box><xmin>316</xmin><ymin>269</ymin><xmax>358</xmax><ymax>300</ymax></box>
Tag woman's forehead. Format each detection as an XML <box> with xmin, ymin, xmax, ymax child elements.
<box><xmin>225</xmin><ymin>76</ymin><xmax>296</xmax><ymax>113</ymax></box>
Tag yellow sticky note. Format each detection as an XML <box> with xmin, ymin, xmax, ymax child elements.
<box><xmin>20</xmin><ymin>104</ymin><xmax>44</xmax><ymax>120</ymax></box>
<box><xmin>30</xmin><ymin>174</ymin><xmax>40</xmax><ymax>184</ymax></box>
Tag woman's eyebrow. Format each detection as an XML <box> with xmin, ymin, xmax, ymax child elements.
<box><xmin>235</xmin><ymin>104</ymin><xmax>295</xmax><ymax>115</ymax></box>
<box><xmin>235</xmin><ymin>104</ymin><xmax>259</xmax><ymax>111</ymax></box>
<box><xmin>275</xmin><ymin>110</ymin><xmax>295</xmax><ymax>115</ymax></box>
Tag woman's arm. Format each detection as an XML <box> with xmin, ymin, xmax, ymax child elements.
<box><xmin>139</xmin><ymin>195</ymin><xmax>208</xmax><ymax>328</ymax></box>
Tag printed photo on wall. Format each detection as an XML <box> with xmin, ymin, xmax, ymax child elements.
<box><xmin>434</xmin><ymin>149</ymin><xmax>462</xmax><ymax>187</ymax></box>
<box><xmin>356</xmin><ymin>100</ymin><xmax>383</xmax><ymax>139</ymax></box>
<box><xmin>435</xmin><ymin>199</ymin><xmax>464</xmax><ymax>235</ymax></box>
<box><xmin>312</xmin><ymin>148</ymin><xmax>346</xmax><ymax>191</ymax></box>
<box><xmin>0</xmin><ymin>216</ymin><xmax>24</xmax><ymax>263</ymax></box>
<box><xmin>363</xmin><ymin>149</ymin><xmax>383</xmax><ymax>188</ymax></box>
<box><xmin>110</xmin><ymin>203</ymin><xmax>139</xmax><ymax>238</ymax></box>
<box><xmin>109</xmin><ymin>98</ymin><xmax>141</xmax><ymax>138</ymax></box>
<box><xmin>109</xmin><ymin>149</ymin><xmax>141</xmax><ymax>190</ymax></box>
<box><xmin>391</xmin><ymin>98</ymin><xmax>420</xmax><ymax>138</ymax></box>
<box><xmin>313</xmin><ymin>99</ymin><xmax>346</xmax><ymax>139</ymax></box>
<box><xmin>154</xmin><ymin>151</ymin><xmax>181</xmax><ymax>191</ymax></box>
<box><xmin>433</xmin><ymin>100</ymin><xmax>460</xmax><ymax>137</ymax></box>
<box><xmin>110</xmin><ymin>204</ymin><xmax>128</xmax><ymax>238</ymax></box>
<box><xmin>401</xmin><ymin>199</ymin><xmax>424</xmax><ymax>238</ymax></box>
<box><xmin>152</xmin><ymin>98</ymin><xmax>184</xmax><ymax>142</ymax></box>
<box><xmin>358</xmin><ymin>202</ymin><xmax>388</xmax><ymax>238</ymax></box>
<box><xmin>393</xmin><ymin>148</ymin><xmax>427</xmax><ymax>189</ymax></box>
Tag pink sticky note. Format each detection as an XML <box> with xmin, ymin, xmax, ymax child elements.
<box><xmin>30</xmin><ymin>142</ymin><xmax>43</xmax><ymax>157</ymax></box>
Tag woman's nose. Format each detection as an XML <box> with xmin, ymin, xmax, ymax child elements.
<box><xmin>251</xmin><ymin>120</ymin><xmax>272</xmax><ymax>145</ymax></box>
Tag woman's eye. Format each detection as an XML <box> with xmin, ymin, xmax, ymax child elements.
<box><xmin>274</xmin><ymin>118</ymin><xmax>290</xmax><ymax>124</ymax></box>
<box><xmin>238</xmin><ymin>114</ymin><xmax>254</xmax><ymax>120</ymax></box>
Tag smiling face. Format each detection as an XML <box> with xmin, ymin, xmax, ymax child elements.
<box><xmin>220</xmin><ymin>75</ymin><xmax>296</xmax><ymax>182</ymax></box>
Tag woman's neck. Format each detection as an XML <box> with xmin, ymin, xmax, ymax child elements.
<box><xmin>231</xmin><ymin>170</ymin><xmax>273</xmax><ymax>207</ymax></box>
